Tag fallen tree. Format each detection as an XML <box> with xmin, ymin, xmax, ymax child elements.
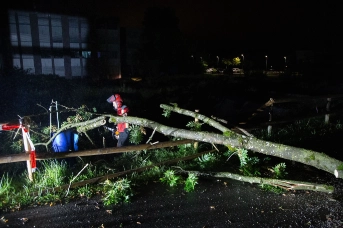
<box><xmin>103</xmin><ymin>104</ymin><xmax>343</xmax><ymax>178</ymax></box>
<box><xmin>25</xmin><ymin>104</ymin><xmax>343</xmax><ymax>179</ymax></box>
<box><xmin>3</xmin><ymin>104</ymin><xmax>342</xmax><ymax>179</ymax></box>
<box><xmin>1</xmin><ymin>104</ymin><xmax>340</xmax><ymax>194</ymax></box>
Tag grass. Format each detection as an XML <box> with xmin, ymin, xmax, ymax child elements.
<box><xmin>197</xmin><ymin>153</ymin><xmax>218</xmax><ymax>170</ymax></box>
<box><xmin>160</xmin><ymin>169</ymin><xmax>180</xmax><ymax>187</ymax></box>
<box><xmin>33</xmin><ymin>159</ymin><xmax>68</xmax><ymax>188</ymax></box>
<box><xmin>0</xmin><ymin>143</ymin><xmax>202</xmax><ymax>211</ymax></box>
<box><xmin>260</xmin><ymin>184</ymin><xmax>285</xmax><ymax>194</ymax></box>
<box><xmin>184</xmin><ymin>173</ymin><xmax>198</xmax><ymax>192</ymax></box>
<box><xmin>77</xmin><ymin>184</ymin><xmax>94</xmax><ymax>199</ymax></box>
<box><xmin>0</xmin><ymin>174</ymin><xmax>12</xmax><ymax>208</ymax></box>
<box><xmin>159</xmin><ymin>169</ymin><xmax>198</xmax><ymax>192</ymax></box>
<box><xmin>102</xmin><ymin>178</ymin><xmax>133</xmax><ymax>206</ymax></box>
<box><xmin>273</xmin><ymin>163</ymin><xmax>287</xmax><ymax>179</ymax></box>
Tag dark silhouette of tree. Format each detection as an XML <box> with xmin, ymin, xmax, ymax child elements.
<box><xmin>137</xmin><ymin>7</ymin><xmax>188</xmax><ymax>77</ymax></box>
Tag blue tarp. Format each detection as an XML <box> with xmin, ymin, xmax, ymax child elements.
<box><xmin>52</xmin><ymin>129</ymin><xmax>79</xmax><ymax>152</ymax></box>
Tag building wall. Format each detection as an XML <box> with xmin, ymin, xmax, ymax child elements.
<box><xmin>6</xmin><ymin>10</ymin><xmax>121</xmax><ymax>79</ymax></box>
<box><xmin>120</xmin><ymin>27</ymin><xmax>142</xmax><ymax>77</ymax></box>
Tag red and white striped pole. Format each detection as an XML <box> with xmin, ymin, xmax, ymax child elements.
<box><xmin>19</xmin><ymin>118</ymin><xmax>36</xmax><ymax>181</ymax></box>
<box><xmin>1</xmin><ymin>120</ymin><xmax>36</xmax><ymax>181</ymax></box>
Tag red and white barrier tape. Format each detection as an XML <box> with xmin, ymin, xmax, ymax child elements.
<box><xmin>1</xmin><ymin>123</ymin><xmax>36</xmax><ymax>172</ymax></box>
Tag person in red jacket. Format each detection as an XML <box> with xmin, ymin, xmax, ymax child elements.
<box><xmin>107</xmin><ymin>94</ymin><xmax>123</xmax><ymax>112</ymax></box>
<box><xmin>107</xmin><ymin>94</ymin><xmax>130</xmax><ymax>147</ymax></box>
<box><xmin>116</xmin><ymin>105</ymin><xmax>130</xmax><ymax>147</ymax></box>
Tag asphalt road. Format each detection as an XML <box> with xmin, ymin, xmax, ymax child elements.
<box><xmin>1</xmin><ymin>174</ymin><xmax>343</xmax><ymax>228</ymax></box>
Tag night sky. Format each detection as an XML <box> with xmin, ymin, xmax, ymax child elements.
<box><xmin>3</xmin><ymin>0</ymin><xmax>342</xmax><ymax>55</ymax></box>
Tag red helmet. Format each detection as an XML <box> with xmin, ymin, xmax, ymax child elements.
<box><xmin>107</xmin><ymin>94</ymin><xmax>123</xmax><ymax>103</ymax></box>
<box><xmin>114</xmin><ymin>94</ymin><xmax>123</xmax><ymax>103</ymax></box>
<box><xmin>107</xmin><ymin>94</ymin><xmax>123</xmax><ymax>111</ymax></box>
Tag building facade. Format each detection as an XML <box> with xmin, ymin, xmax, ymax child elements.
<box><xmin>2</xmin><ymin>9</ymin><xmax>121</xmax><ymax>79</ymax></box>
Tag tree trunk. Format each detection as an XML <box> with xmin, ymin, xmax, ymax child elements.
<box><xmin>105</xmin><ymin>105</ymin><xmax>343</xmax><ymax>179</ymax></box>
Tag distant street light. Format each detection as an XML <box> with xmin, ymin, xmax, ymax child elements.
<box><xmin>265</xmin><ymin>55</ymin><xmax>268</xmax><ymax>71</ymax></box>
<box><xmin>241</xmin><ymin>54</ymin><xmax>244</xmax><ymax>71</ymax></box>
<box><xmin>284</xmin><ymin>56</ymin><xmax>287</xmax><ymax>68</ymax></box>
<box><xmin>191</xmin><ymin>55</ymin><xmax>194</xmax><ymax>73</ymax></box>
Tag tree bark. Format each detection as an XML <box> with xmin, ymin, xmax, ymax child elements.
<box><xmin>105</xmin><ymin>104</ymin><xmax>343</xmax><ymax>179</ymax></box>
<box><xmin>179</xmin><ymin>170</ymin><xmax>334</xmax><ymax>193</ymax></box>
<box><xmin>0</xmin><ymin>139</ymin><xmax>194</xmax><ymax>164</ymax></box>
<box><xmin>34</xmin><ymin>116</ymin><xmax>107</xmax><ymax>149</ymax></box>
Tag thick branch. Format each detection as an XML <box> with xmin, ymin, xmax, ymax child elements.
<box><xmin>180</xmin><ymin>170</ymin><xmax>334</xmax><ymax>193</ymax></box>
<box><xmin>0</xmin><ymin>140</ymin><xmax>194</xmax><ymax>164</ymax></box>
<box><xmin>105</xmin><ymin>106</ymin><xmax>343</xmax><ymax>179</ymax></box>
<box><xmin>34</xmin><ymin>116</ymin><xmax>106</xmax><ymax>148</ymax></box>
<box><xmin>160</xmin><ymin>104</ymin><xmax>232</xmax><ymax>133</ymax></box>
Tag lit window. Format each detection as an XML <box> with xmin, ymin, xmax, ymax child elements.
<box><xmin>81</xmin><ymin>51</ymin><xmax>91</xmax><ymax>58</ymax></box>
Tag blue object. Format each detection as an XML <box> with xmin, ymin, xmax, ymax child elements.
<box><xmin>52</xmin><ymin>129</ymin><xmax>79</xmax><ymax>152</ymax></box>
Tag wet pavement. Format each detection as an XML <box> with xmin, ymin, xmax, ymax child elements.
<box><xmin>1</xmin><ymin>176</ymin><xmax>343</xmax><ymax>228</ymax></box>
